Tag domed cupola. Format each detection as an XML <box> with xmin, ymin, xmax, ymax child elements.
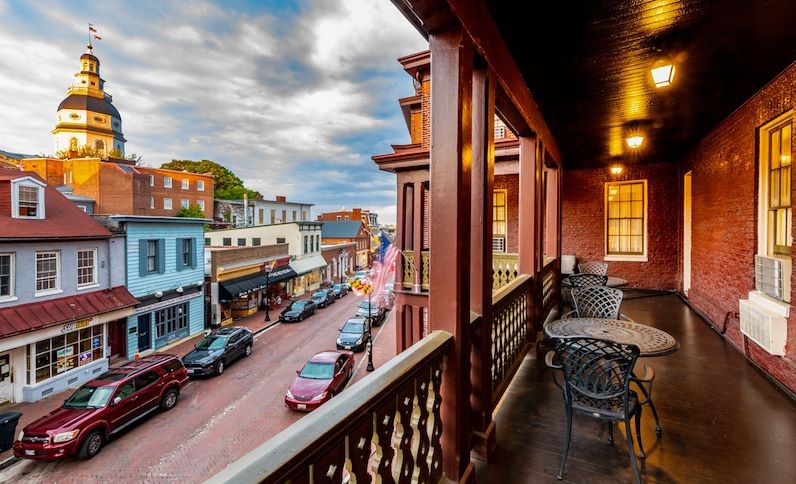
<box><xmin>53</xmin><ymin>40</ymin><xmax>125</xmax><ymax>158</ymax></box>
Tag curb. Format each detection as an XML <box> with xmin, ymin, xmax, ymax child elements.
<box><xmin>253</xmin><ymin>320</ymin><xmax>281</xmax><ymax>336</ymax></box>
<box><xmin>0</xmin><ymin>456</ymin><xmax>19</xmax><ymax>472</ymax></box>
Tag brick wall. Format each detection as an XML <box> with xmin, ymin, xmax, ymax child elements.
<box><xmin>684</xmin><ymin>64</ymin><xmax>795</xmax><ymax>392</ymax></box>
<box><xmin>495</xmin><ymin>175</ymin><xmax>519</xmax><ymax>253</ymax></box>
<box><xmin>139</xmin><ymin>167</ymin><xmax>214</xmax><ymax>217</ymax></box>
<box><xmin>561</xmin><ymin>162</ymin><xmax>680</xmax><ymax>289</ymax></box>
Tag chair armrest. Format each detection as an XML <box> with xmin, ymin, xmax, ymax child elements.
<box><xmin>544</xmin><ymin>351</ymin><xmax>562</xmax><ymax>369</ymax></box>
<box><xmin>561</xmin><ymin>310</ymin><xmax>578</xmax><ymax>319</ymax></box>
<box><xmin>619</xmin><ymin>313</ymin><xmax>636</xmax><ymax>323</ymax></box>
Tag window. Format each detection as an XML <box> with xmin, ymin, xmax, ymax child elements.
<box><xmin>149</xmin><ymin>175</ymin><xmax>154</xmax><ymax>187</ymax></box>
<box><xmin>316</xmin><ymin>235</ymin><xmax>320</xmax><ymax>252</ymax></box>
<box><xmin>237</xmin><ymin>238</ymin><xmax>246</xmax><ymax>246</ymax></box>
<box><xmin>77</xmin><ymin>249</ymin><xmax>97</xmax><ymax>287</ymax></box>
<box><xmin>252</xmin><ymin>237</ymin><xmax>261</xmax><ymax>246</ymax></box>
<box><xmin>205</xmin><ymin>237</ymin><xmax>211</xmax><ymax>246</ymax></box>
<box><xmin>282</xmin><ymin>210</ymin><xmax>287</xmax><ymax>223</ymax></box>
<box><xmin>344</xmin><ymin>215</ymin><xmax>349</xmax><ymax>221</ymax></box>
<box><xmin>150</xmin><ymin>197</ymin><xmax>155</xmax><ymax>209</ymax></box>
<box><xmin>223</xmin><ymin>238</ymin><xmax>232</xmax><ymax>246</ymax></box>
<box><xmin>32</xmin><ymin>324</ymin><xmax>103</xmax><ymax>382</ymax></box>
<box><xmin>197</xmin><ymin>199</ymin><xmax>205</xmax><ymax>211</ymax></box>
<box><xmin>258</xmin><ymin>209</ymin><xmax>264</xmax><ymax>224</ymax></box>
<box><xmin>164</xmin><ymin>176</ymin><xmax>172</xmax><ymax>188</ymax></box>
<box><xmin>197</xmin><ymin>180</ymin><xmax>205</xmax><ymax>191</ymax></box>
<box><xmin>181</xmin><ymin>199</ymin><xmax>190</xmax><ymax>208</ymax></box>
<box><xmin>180</xmin><ymin>239</ymin><xmax>192</xmax><ymax>268</ymax></box>
<box><xmin>292</xmin><ymin>210</ymin><xmax>297</xmax><ymax>221</ymax></box>
<box><xmin>17</xmin><ymin>185</ymin><xmax>41</xmax><ymax>218</ymax></box>
<box><xmin>605</xmin><ymin>180</ymin><xmax>647</xmax><ymax>258</ymax></box>
<box><xmin>35</xmin><ymin>251</ymin><xmax>60</xmax><ymax>293</ymax></box>
<box><xmin>146</xmin><ymin>241</ymin><xmax>157</xmax><ymax>272</ymax></box>
<box><xmin>182</xmin><ymin>179</ymin><xmax>189</xmax><ymax>190</ymax></box>
<box><xmin>94</xmin><ymin>140</ymin><xmax>105</xmax><ymax>155</ymax></box>
<box><xmin>336</xmin><ymin>215</ymin><xmax>342</xmax><ymax>221</ymax></box>
<box><xmin>154</xmin><ymin>302</ymin><xmax>189</xmax><ymax>344</ymax></box>
<box><xmin>270</xmin><ymin>209</ymin><xmax>276</xmax><ymax>224</ymax></box>
<box><xmin>302</xmin><ymin>211</ymin><xmax>307</xmax><ymax>221</ymax></box>
<box><xmin>276</xmin><ymin>237</ymin><xmax>286</xmax><ymax>244</ymax></box>
<box><xmin>304</xmin><ymin>236</ymin><xmax>309</xmax><ymax>254</ymax></box>
<box><xmin>493</xmin><ymin>189</ymin><xmax>507</xmax><ymax>252</ymax></box>
<box><xmin>0</xmin><ymin>253</ymin><xmax>14</xmax><ymax>298</ymax></box>
<box><xmin>77</xmin><ymin>205</ymin><xmax>87</xmax><ymax>212</ymax></box>
<box><xmin>164</xmin><ymin>198</ymin><xmax>172</xmax><ymax>210</ymax></box>
<box><xmin>134</xmin><ymin>370</ymin><xmax>159</xmax><ymax>390</ymax></box>
<box><xmin>765</xmin><ymin>119</ymin><xmax>792</xmax><ymax>255</ymax></box>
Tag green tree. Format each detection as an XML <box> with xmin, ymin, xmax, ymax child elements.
<box><xmin>160</xmin><ymin>159</ymin><xmax>262</xmax><ymax>200</ymax></box>
<box><xmin>176</xmin><ymin>204</ymin><xmax>206</xmax><ymax>218</ymax></box>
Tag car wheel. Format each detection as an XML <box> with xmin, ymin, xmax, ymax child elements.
<box><xmin>78</xmin><ymin>430</ymin><xmax>104</xmax><ymax>460</ymax></box>
<box><xmin>160</xmin><ymin>388</ymin><xmax>179</xmax><ymax>411</ymax></box>
<box><xmin>215</xmin><ymin>360</ymin><xmax>225</xmax><ymax>376</ymax></box>
<box><xmin>299</xmin><ymin>314</ymin><xmax>304</xmax><ymax>322</ymax></box>
<box><xmin>244</xmin><ymin>344</ymin><xmax>252</xmax><ymax>357</ymax></box>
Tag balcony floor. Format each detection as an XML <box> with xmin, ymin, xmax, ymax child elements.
<box><xmin>475</xmin><ymin>293</ymin><xmax>796</xmax><ymax>483</ymax></box>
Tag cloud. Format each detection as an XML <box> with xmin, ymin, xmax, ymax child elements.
<box><xmin>0</xmin><ymin>0</ymin><xmax>427</xmax><ymax>224</ymax></box>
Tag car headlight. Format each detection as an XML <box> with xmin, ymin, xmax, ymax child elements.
<box><xmin>52</xmin><ymin>430</ymin><xmax>80</xmax><ymax>443</ymax></box>
<box><xmin>311</xmin><ymin>391</ymin><xmax>328</xmax><ymax>401</ymax></box>
<box><xmin>357</xmin><ymin>336</ymin><xmax>364</xmax><ymax>344</ymax></box>
<box><xmin>17</xmin><ymin>430</ymin><xmax>24</xmax><ymax>441</ymax></box>
<box><xmin>286</xmin><ymin>389</ymin><xmax>294</xmax><ymax>399</ymax></box>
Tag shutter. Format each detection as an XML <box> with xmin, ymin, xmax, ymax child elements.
<box><xmin>157</xmin><ymin>239</ymin><xmax>166</xmax><ymax>274</ymax></box>
<box><xmin>138</xmin><ymin>239</ymin><xmax>148</xmax><ymax>277</ymax></box>
<box><xmin>190</xmin><ymin>238</ymin><xmax>197</xmax><ymax>269</ymax></box>
<box><xmin>175</xmin><ymin>238</ymin><xmax>184</xmax><ymax>271</ymax></box>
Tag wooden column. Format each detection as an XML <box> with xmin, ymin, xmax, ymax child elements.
<box><xmin>535</xmin><ymin>142</ymin><xmax>545</xmax><ymax>272</ymax></box>
<box><xmin>518</xmin><ymin>135</ymin><xmax>537</xmax><ymax>275</ymax></box>
<box><xmin>469</xmin><ymin>64</ymin><xmax>496</xmax><ymax>460</ymax></box>
<box><xmin>413</xmin><ymin>181</ymin><xmax>424</xmax><ymax>291</ymax></box>
<box><xmin>429</xmin><ymin>27</ymin><xmax>475</xmax><ymax>484</ymax></box>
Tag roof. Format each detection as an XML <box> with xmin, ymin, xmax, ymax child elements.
<box><xmin>0</xmin><ymin>149</ymin><xmax>35</xmax><ymax>160</ymax></box>
<box><xmin>289</xmin><ymin>255</ymin><xmax>327</xmax><ymax>276</ymax></box>
<box><xmin>0</xmin><ymin>170</ymin><xmax>112</xmax><ymax>240</ymax></box>
<box><xmin>0</xmin><ymin>286</ymin><xmax>138</xmax><ymax>338</ymax></box>
<box><xmin>57</xmin><ymin>94</ymin><xmax>121</xmax><ymax>121</ymax></box>
<box><xmin>321</xmin><ymin>221</ymin><xmax>365</xmax><ymax>239</ymax></box>
<box><xmin>309</xmin><ymin>351</ymin><xmax>346</xmax><ymax>363</ymax></box>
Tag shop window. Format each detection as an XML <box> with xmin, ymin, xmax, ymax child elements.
<box><xmin>252</xmin><ymin>238</ymin><xmax>261</xmax><ymax>246</ymax></box>
<box><xmin>35</xmin><ymin>251</ymin><xmax>60</xmax><ymax>294</ymax></box>
<box><xmin>605</xmin><ymin>180</ymin><xmax>647</xmax><ymax>259</ymax></box>
<box><xmin>33</xmin><ymin>324</ymin><xmax>103</xmax><ymax>383</ymax></box>
<box><xmin>77</xmin><ymin>248</ymin><xmax>97</xmax><ymax>287</ymax></box>
<box><xmin>0</xmin><ymin>253</ymin><xmax>14</xmax><ymax>299</ymax></box>
<box><xmin>139</xmin><ymin>239</ymin><xmax>165</xmax><ymax>276</ymax></box>
<box><xmin>154</xmin><ymin>302</ymin><xmax>189</xmax><ymax>345</ymax></box>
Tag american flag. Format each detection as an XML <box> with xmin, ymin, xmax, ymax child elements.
<box><xmin>371</xmin><ymin>232</ymin><xmax>400</xmax><ymax>307</ymax></box>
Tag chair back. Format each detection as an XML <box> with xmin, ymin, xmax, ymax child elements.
<box><xmin>567</xmin><ymin>273</ymin><xmax>608</xmax><ymax>288</ymax></box>
<box><xmin>551</xmin><ymin>337</ymin><xmax>639</xmax><ymax>406</ymax></box>
<box><xmin>572</xmin><ymin>286</ymin><xmax>623</xmax><ymax>319</ymax></box>
<box><xmin>578</xmin><ymin>261</ymin><xmax>608</xmax><ymax>275</ymax></box>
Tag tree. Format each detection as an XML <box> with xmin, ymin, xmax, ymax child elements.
<box><xmin>56</xmin><ymin>144</ymin><xmax>103</xmax><ymax>159</ymax></box>
<box><xmin>176</xmin><ymin>204</ymin><xmax>206</xmax><ymax>218</ymax></box>
<box><xmin>160</xmin><ymin>159</ymin><xmax>261</xmax><ymax>200</ymax></box>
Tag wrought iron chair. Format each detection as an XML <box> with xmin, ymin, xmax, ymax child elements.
<box><xmin>578</xmin><ymin>260</ymin><xmax>609</xmax><ymax>275</ymax></box>
<box><xmin>562</xmin><ymin>286</ymin><xmax>635</xmax><ymax>322</ymax></box>
<box><xmin>562</xmin><ymin>273</ymin><xmax>608</xmax><ymax>305</ymax></box>
<box><xmin>545</xmin><ymin>337</ymin><xmax>650</xmax><ymax>483</ymax></box>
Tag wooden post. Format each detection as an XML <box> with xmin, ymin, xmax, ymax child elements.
<box><xmin>429</xmin><ymin>27</ymin><xmax>475</xmax><ymax>484</ymax></box>
<box><xmin>518</xmin><ymin>135</ymin><xmax>537</xmax><ymax>276</ymax></box>
<box><xmin>414</xmin><ymin>181</ymin><xmax>424</xmax><ymax>291</ymax></box>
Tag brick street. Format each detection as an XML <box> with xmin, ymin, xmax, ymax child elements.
<box><xmin>0</xmin><ymin>293</ymin><xmax>395</xmax><ymax>483</ymax></box>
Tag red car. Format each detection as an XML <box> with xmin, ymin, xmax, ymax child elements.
<box><xmin>14</xmin><ymin>354</ymin><xmax>188</xmax><ymax>460</ymax></box>
<box><xmin>285</xmin><ymin>350</ymin><xmax>354</xmax><ymax>411</ymax></box>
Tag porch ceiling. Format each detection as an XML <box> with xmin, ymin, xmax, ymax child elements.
<box><xmin>486</xmin><ymin>0</ymin><xmax>796</xmax><ymax>169</ymax></box>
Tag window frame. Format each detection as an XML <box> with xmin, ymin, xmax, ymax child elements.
<box><xmin>76</xmin><ymin>248</ymin><xmax>98</xmax><ymax>289</ymax></box>
<box><xmin>11</xmin><ymin>177</ymin><xmax>46</xmax><ymax>220</ymax></box>
<box><xmin>197</xmin><ymin>199</ymin><xmax>205</xmax><ymax>211</ymax></box>
<box><xmin>0</xmin><ymin>253</ymin><xmax>15</xmax><ymax>300</ymax></box>
<box><xmin>35</xmin><ymin>251</ymin><xmax>61</xmax><ymax>296</ymax></box>
<box><xmin>492</xmin><ymin>189</ymin><xmax>507</xmax><ymax>253</ymax></box>
<box><xmin>604</xmin><ymin>179</ymin><xmax>648</xmax><ymax>262</ymax></box>
<box><xmin>164</xmin><ymin>197</ymin><xmax>173</xmax><ymax>210</ymax></box>
<box><xmin>197</xmin><ymin>180</ymin><xmax>205</xmax><ymax>191</ymax></box>
<box><xmin>181</xmin><ymin>179</ymin><xmax>189</xmax><ymax>190</ymax></box>
<box><xmin>181</xmin><ymin>199</ymin><xmax>190</xmax><ymax>209</ymax></box>
<box><xmin>163</xmin><ymin>176</ymin><xmax>172</xmax><ymax>188</ymax></box>
<box><xmin>149</xmin><ymin>175</ymin><xmax>154</xmax><ymax>187</ymax></box>
<box><xmin>760</xmin><ymin>114</ymin><xmax>793</xmax><ymax>256</ymax></box>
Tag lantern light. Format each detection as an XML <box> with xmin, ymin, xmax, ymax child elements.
<box><xmin>626</xmin><ymin>135</ymin><xmax>644</xmax><ymax>149</ymax></box>
<box><xmin>651</xmin><ymin>62</ymin><xmax>675</xmax><ymax>88</ymax></box>
<box><xmin>610</xmin><ymin>165</ymin><xmax>623</xmax><ymax>175</ymax></box>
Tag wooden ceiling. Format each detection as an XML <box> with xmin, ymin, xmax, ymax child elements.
<box><xmin>485</xmin><ymin>0</ymin><xmax>796</xmax><ymax>169</ymax></box>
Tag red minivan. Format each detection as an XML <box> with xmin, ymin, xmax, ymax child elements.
<box><xmin>14</xmin><ymin>354</ymin><xmax>188</xmax><ymax>460</ymax></box>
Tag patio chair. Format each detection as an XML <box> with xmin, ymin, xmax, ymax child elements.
<box><xmin>561</xmin><ymin>273</ymin><xmax>608</xmax><ymax>305</ymax></box>
<box><xmin>545</xmin><ymin>337</ymin><xmax>648</xmax><ymax>483</ymax></box>
<box><xmin>578</xmin><ymin>260</ymin><xmax>608</xmax><ymax>275</ymax></box>
<box><xmin>563</xmin><ymin>286</ymin><xmax>635</xmax><ymax>321</ymax></box>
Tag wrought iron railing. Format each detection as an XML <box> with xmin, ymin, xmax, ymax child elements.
<box><xmin>492</xmin><ymin>253</ymin><xmax>519</xmax><ymax>290</ymax></box>
<box><xmin>489</xmin><ymin>274</ymin><xmax>532</xmax><ymax>405</ymax></box>
<box><xmin>207</xmin><ymin>331</ymin><xmax>452</xmax><ymax>484</ymax></box>
<box><xmin>402</xmin><ymin>250</ymin><xmax>414</xmax><ymax>289</ymax></box>
<box><xmin>421</xmin><ymin>250</ymin><xmax>430</xmax><ymax>290</ymax></box>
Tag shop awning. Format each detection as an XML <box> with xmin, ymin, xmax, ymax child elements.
<box><xmin>289</xmin><ymin>255</ymin><xmax>327</xmax><ymax>276</ymax></box>
<box><xmin>0</xmin><ymin>286</ymin><xmax>138</xmax><ymax>338</ymax></box>
<box><xmin>219</xmin><ymin>265</ymin><xmax>297</xmax><ymax>299</ymax></box>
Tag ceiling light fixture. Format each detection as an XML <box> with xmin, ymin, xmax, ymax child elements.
<box><xmin>626</xmin><ymin>135</ymin><xmax>644</xmax><ymax>149</ymax></box>
<box><xmin>610</xmin><ymin>165</ymin><xmax>623</xmax><ymax>175</ymax></box>
<box><xmin>651</xmin><ymin>61</ymin><xmax>676</xmax><ymax>88</ymax></box>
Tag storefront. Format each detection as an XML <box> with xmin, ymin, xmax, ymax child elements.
<box><xmin>289</xmin><ymin>255</ymin><xmax>327</xmax><ymax>295</ymax></box>
<box><xmin>128</xmin><ymin>286</ymin><xmax>205</xmax><ymax>357</ymax></box>
<box><xmin>218</xmin><ymin>264</ymin><xmax>297</xmax><ymax>321</ymax></box>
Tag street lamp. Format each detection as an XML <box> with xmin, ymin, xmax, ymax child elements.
<box><xmin>339</xmin><ymin>249</ymin><xmax>344</xmax><ymax>285</ymax></box>
<box><xmin>263</xmin><ymin>260</ymin><xmax>276</xmax><ymax>322</ymax></box>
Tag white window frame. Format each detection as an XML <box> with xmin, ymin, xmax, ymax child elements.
<box><xmin>149</xmin><ymin>175</ymin><xmax>155</xmax><ymax>187</ymax></box>
<box><xmin>182</xmin><ymin>179</ymin><xmax>189</xmax><ymax>190</ymax></box>
<box><xmin>604</xmin><ymin>179</ymin><xmax>648</xmax><ymax>262</ymax></box>
<box><xmin>197</xmin><ymin>199</ymin><xmax>205</xmax><ymax>211</ymax></box>
<box><xmin>76</xmin><ymin>248</ymin><xmax>98</xmax><ymax>289</ymax></box>
<box><xmin>164</xmin><ymin>176</ymin><xmax>172</xmax><ymax>188</ymax></box>
<box><xmin>164</xmin><ymin>198</ymin><xmax>173</xmax><ymax>210</ymax></box>
<box><xmin>493</xmin><ymin>189</ymin><xmax>508</xmax><ymax>253</ymax></box>
<box><xmin>197</xmin><ymin>180</ymin><xmax>205</xmax><ymax>191</ymax></box>
<box><xmin>150</xmin><ymin>197</ymin><xmax>155</xmax><ymax>209</ymax></box>
<box><xmin>11</xmin><ymin>177</ymin><xmax>46</xmax><ymax>220</ymax></box>
<box><xmin>181</xmin><ymin>199</ymin><xmax>190</xmax><ymax>208</ymax></box>
<box><xmin>35</xmin><ymin>251</ymin><xmax>61</xmax><ymax>296</ymax></box>
<box><xmin>0</xmin><ymin>253</ymin><xmax>15</xmax><ymax>301</ymax></box>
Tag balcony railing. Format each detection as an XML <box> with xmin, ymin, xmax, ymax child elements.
<box><xmin>492</xmin><ymin>252</ymin><xmax>519</xmax><ymax>290</ymax></box>
<box><xmin>540</xmin><ymin>258</ymin><xmax>557</xmax><ymax>322</ymax></box>
<box><xmin>421</xmin><ymin>250</ymin><xmax>429</xmax><ymax>290</ymax></box>
<box><xmin>208</xmin><ymin>331</ymin><xmax>452</xmax><ymax>483</ymax></box>
<box><xmin>488</xmin><ymin>275</ymin><xmax>532</xmax><ymax>404</ymax></box>
<box><xmin>401</xmin><ymin>250</ymin><xmax>430</xmax><ymax>291</ymax></box>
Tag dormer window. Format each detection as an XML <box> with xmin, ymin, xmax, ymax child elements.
<box><xmin>11</xmin><ymin>177</ymin><xmax>46</xmax><ymax>219</ymax></box>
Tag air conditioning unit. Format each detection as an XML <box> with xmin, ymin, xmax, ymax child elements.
<box><xmin>739</xmin><ymin>299</ymin><xmax>787</xmax><ymax>356</ymax></box>
<box><xmin>755</xmin><ymin>255</ymin><xmax>785</xmax><ymax>301</ymax></box>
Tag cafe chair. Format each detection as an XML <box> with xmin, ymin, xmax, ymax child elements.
<box><xmin>561</xmin><ymin>273</ymin><xmax>608</xmax><ymax>305</ymax></box>
<box><xmin>545</xmin><ymin>337</ymin><xmax>646</xmax><ymax>484</ymax></box>
<box><xmin>578</xmin><ymin>260</ymin><xmax>609</xmax><ymax>276</ymax></box>
<box><xmin>563</xmin><ymin>286</ymin><xmax>635</xmax><ymax>322</ymax></box>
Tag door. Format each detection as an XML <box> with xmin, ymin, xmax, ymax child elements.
<box><xmin>226</xmin><ymin>332</ymin><xmax>243</xmax><ymax>359</ymax></box>
<box><xmin>107</xmin><ymin>319</ymin><xmax>125</xmax><ymax>361</ymax></box>
<box><xmin>683</xmin><ymin>171</ymin><xmax>692</xmax><ymax>295</ymax></box>
<box><xmin>0</xmin><ymin>352</ymin><xmax>12</xmax><ymax>404</ymax></box>
<box><xmin>137</xmin><ymin>314</ymin><xmax>152</xmax><ymax>352</ymax></box>
<box><xmin>106</xmin><ymin>381</ymin><xmax>138</xmax><ymax>431</ymax></box>
<box><xmin>133</xmin><ymin>370</ymin><xmax>162</xmax><ymax>412</ymax></box>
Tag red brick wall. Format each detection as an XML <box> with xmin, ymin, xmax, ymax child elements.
<box><xmin>684</xmin><ymin>64</ymin><xmax>795</xmax><ymax>392</ymax></box>
<box><xmin>139</xmin><ymin>167</ymin><xmax>214</xmax><ymax>217</ymax></box>
<box><xmin>495</xmin><ymin>175</ymin><xmax>519</xmax><ymax>253</ymax></box>
<box><xmin>561</xmin><ymin>162</ymin><xmax>680</xmax><ymax>289</ymax></box>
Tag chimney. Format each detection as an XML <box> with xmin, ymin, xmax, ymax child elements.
<box><xmin>276</xmin><ymin>195</ymin><xmax>286</xmax><ymax>202</ymax></box>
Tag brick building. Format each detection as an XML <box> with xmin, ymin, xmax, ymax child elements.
<box><xmin>320</xmin><ymin>221</ymin><xmax>372</xmax><ymax>270</ymax></box>
<box><xmin>316</xmin><ymin>208</ymin><xmax>377</xmax><ymax>230</ymax></box>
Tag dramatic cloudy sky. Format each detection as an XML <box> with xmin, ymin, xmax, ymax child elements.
<box><xmin>0</xmin><ymin>0</ymin><xmax>427</xmax><ymax>224</ymax></box>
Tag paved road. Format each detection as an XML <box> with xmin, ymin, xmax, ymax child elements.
<box><xmin>1</xmin><ymin>294</ymin><xmax>389</xmax><ymax>483</ymax></box>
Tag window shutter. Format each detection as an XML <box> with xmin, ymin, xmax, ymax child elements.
<box><xmin>138</xmin><ymin>239</ymin><xmax>148</xmax><ymax>277</ymax></box>
<box><xmin>175</xmin><ymin>238</ymin><xmax>184</xmax><ymax>271</ymax></box>
<box><xmin>190</xmin><ymin>238</ymin><xmax>197</xmax><ymax>269</ymax></box>
<box><xmin>157</xmin><ymin>239</ymin><xmax>166</xmax><ymax>274</ymax></box>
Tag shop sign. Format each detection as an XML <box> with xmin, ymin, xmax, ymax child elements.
<box><xmin>56</xmin><ymin>347</ymin><xmax>75</xmax><ymax>374</ymax></box>
<box><xmin>61</xmin><ymin>318</ymin><xmax>91</xmax><ymax>334</ymax></box>
<box><xmin>135</xmin><ymin>291</ymin><xmax>201</xmax><ymax>314</ymax></box>
<box><xmin>78</xmin><ymin>351</ymin><xmax>93</xmax><ymax>366</ymax></box>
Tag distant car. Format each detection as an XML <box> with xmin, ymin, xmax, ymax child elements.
<box><xmin>336</xmin><ymin>318</ymin><xmax>367</xmax><ymax>352</ymax></box>
<box><xmin>348</xmin><ymin>270</ymin><xmax>369</xmax><ymax>284</ymax></box>
<box><xmin>378</xmin><ymin>289</ymin><xmax>395</xmax><ymax>310</ymax></box>
<box><xmin>13</xmin><ymin>355</ymin><xmax>188</xmax><ymax>460</ymax></box>
<box><xmin>181</xmin><ymin>326</ymin><xmax>253</xmax><ymax>377</ymax></box>
<box><xmin>310</xmin><ymin>289</ymin><xmax>336</xmax><ymax>308</ymax></box>
<box><xmin>279</xmin><ymin>299</ymin><xmax>318</xmax><ymax>322</ymax></box>
<box><xmin>355</xmin><ymin>299</ymin><xmax>387</xmax><ymax>326</ymax></box>
<box><xmin>331</xmin><ymin>283</ymin><xmax>348</xmax><ymax>298</ymax></box>
<box><xmin>285</xmin><ymin>350</ymin><xmax>354</xmax><ymax>411</ymax></box>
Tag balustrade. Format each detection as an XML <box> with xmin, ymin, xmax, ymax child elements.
<box><xmin>488</xmin><ymin>274</ymin><xmax>532</xmax><ymax>405</ymax></box>
<box><xmin>402</xmin><ymin>250</ymin><xmax>414</xmax><ymax>289</ymax></box>
<box><xmin>492</xmin><ymin>253</ymin><xmax>519</xmax><ymax>290</ymax></box>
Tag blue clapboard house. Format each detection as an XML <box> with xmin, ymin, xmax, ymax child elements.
<box><xmin>96</xmin><ymin>215</ymin><xmax>208</xmax><ymax>358</ymax></box>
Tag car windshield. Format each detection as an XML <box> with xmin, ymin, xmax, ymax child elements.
<box><xmin>292</xmin><ymin>300</ymin><xmax>308</xmax><ymax>309</ymax></box>
<box><xmin>299</xmin><ymin>361</ymin><xmax>334</xmax><ymax>380</ymax></box>
<box><xmin>63</xmin><ymin>385</ymin><xmax>115</xmax><ymax>408</ymax></box>
<box><xmin>359</xmin><ymin>300</ymin><xmax>373</xmax><ymax>310</ymax></box>
<box><xmin>332</xmin><ymin>284</ymin><xmax>342</xmax><ymax>290</ymax></box>
<box><xmin>342</xmin><ymin>321</ymin><xmax>365</xmax><ymax>333</ymax></box>
<box><xmin>312</xmin><ymin>291</ymin><xmax>326</xmax><ymax>298</ymax></box>
<box><xmin>195</xmin><ymin>335</ymin><xmax>227</xmax><ymax>350</ymax></box>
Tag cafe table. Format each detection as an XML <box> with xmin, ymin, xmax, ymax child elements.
<box><xmin>560</xmin><ymin>275</ymin><xmax>629</xmax><ymax>289</ymax></box>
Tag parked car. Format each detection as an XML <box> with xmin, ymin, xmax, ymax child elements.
<box><xmin>348</xmin><ymin>270</ymin><xmax>369</xmax><ymax>285</ymax></box>
<box><xmin>13</xmin><ymin>355</ymin><xmax>188</xmax><ymax>460</ymax></box>
<box><xmin>336</xmin><ymin>318</ymin><xmax>367</xmax><ymax>352</ymax></box>
<box><xmin>355</xmin><ymin>299</ymin><xmax>388</xmax><ymax>326</ymax></box>
<box><xmin>181</xmin><ymin>326</ymin><xmax>253</xmax><ymax>377</ymax></box>
<box><xmin>379</xmin><ymin>289</ymin><xmax>395</xmax><ymax>310</ymax></box>
<box><xmin>331</xmin><ymin>283</ymin><xmax>349</xmax><ymax>298</ymax></box>
<box><xmin>284</xmin><ymin>350</ymin><xmax>354</xmax><ymax>411</ymax></box>
<box><xmin>279</xmin><ymin>299</ymin><xmax>318</xmax><ymax>322</ymax></box>
<box><xmin>310</xmin><ymin>289</ymin><xmax>336</xmax><ymax>308</ymax></box>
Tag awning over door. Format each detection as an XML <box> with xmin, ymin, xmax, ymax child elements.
<box><xmin>219</xmin><ymin>265</ymin><xmax>297</xmax><ymax>300</ymax></box>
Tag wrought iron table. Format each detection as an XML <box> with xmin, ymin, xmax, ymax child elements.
<box><xmin>561</xmin><ymin>276</ymin><xmax>629</xmax><ymax>288</ymax></box>
<box><xmin>544</xmin><ymin>317</ymin><xmax>679</xmax><ymax>357</ymax></box>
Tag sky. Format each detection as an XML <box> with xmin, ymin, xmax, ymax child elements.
<box><xmin>0</xmin><ymin>0</ymin><xmax>428</xmax><ymax>225</ymax></box>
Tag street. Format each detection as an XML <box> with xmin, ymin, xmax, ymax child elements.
<box><xmin>0</xmin><ymin>293</ymin><xmax>390</xmax><ymax>483</ymax></box>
